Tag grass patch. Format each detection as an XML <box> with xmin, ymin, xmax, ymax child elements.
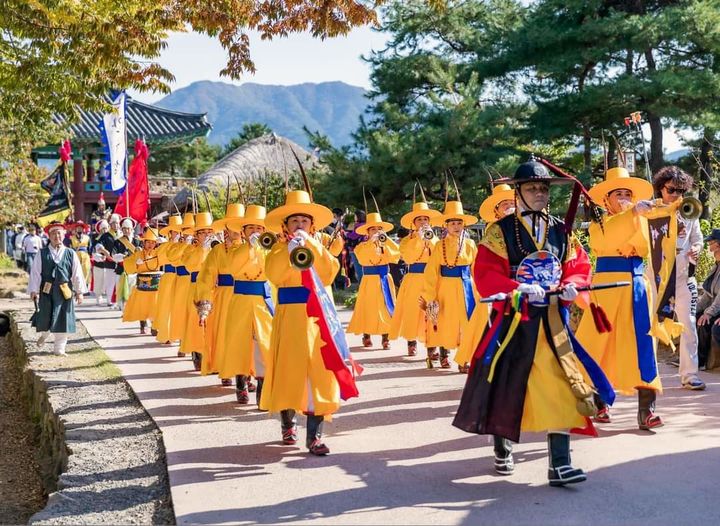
<box><xmin>71</xmin><ymin>346</ymin><xmax>123</xmax><ymax>381</ymax></box>
<box><xmin>333</xmin><ymin>284</ymin><xmax>358</xmax><ymax>309</ymax></box>
<box><xmin>0</xmin><ymin>253</ymin><xmax>16</xmax><ymax>270</ymax></box>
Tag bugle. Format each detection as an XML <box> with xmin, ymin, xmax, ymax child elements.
<box><xmin>258</xmin><ymin>232</ymin><xmax>278</xmax><ymax>249</ymax></box>
<box><xmin>290</xmin><ymin>246</ymin><xmax>314</xmax><ymax>269</ymax></box>
<box><xmin>376</xmin><ymin>232</ymin><xmax>388</xmax><ymax>244</ymax></box>
<box><xmin>421</xmin><ymin>227</ymin><xmax>434</xmax><ymax>240</ymax></box>
<box><xmin>679</xmin><ymin>196</ymin><xmax>702</xmax><ymax>220</ymax></box>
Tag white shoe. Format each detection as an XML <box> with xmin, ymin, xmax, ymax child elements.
<box><xmin>53</xmin><ymin>348</ymin><xmax>67</xmax><ymax>356</ymax></box>
<box><xmin>37</xmin><ymin>333</ymin><xmax>49</xmax><ymax>346</ymax></box>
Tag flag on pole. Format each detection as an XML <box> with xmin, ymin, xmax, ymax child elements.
<box><xmin>114</xmin><ymin>139</ymin><xmax>150</xmax><ymax>223</ymax></box>
<box><xmin>98</xmin><ymin>91</ymin><xmax>128</xmax><ymax>192</ymax></box>
<box><xmin>37</xmin><ymin>162</ymin><xmax>71</xmax><ymax>227</ymax></box>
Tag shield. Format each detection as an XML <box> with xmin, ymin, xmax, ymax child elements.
<box><xmin>516</xmin><ymin>250</ymin><xmax>562</xmax><ymax>305</ymax></box>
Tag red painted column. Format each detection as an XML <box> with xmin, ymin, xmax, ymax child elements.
<box><xmin>72</xmin><ymin>153</ymin><xmax>84</xmax><ymax>221</ymax></box>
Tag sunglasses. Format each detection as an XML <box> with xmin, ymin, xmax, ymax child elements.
<box><xmin>664</xmin><ymin>186</ymin><xmax>687</xmax><ymax>195</ymax></box>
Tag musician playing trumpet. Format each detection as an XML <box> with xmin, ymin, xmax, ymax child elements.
<box><xmin>122</xmin><ymin>228</ymin><xmax>162</xmax><ymax>335</ymax></box>
<box><xmin>347</xmin><ymin>211</ymin><xmax>401</xmax><ymax>349</ymax></box>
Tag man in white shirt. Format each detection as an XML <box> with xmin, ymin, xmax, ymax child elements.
<box><xmin>653</xmin><ymin>166</ymin><xmax>706</xmax><ymax>390</ymax></box>
<box><xmin>28</xmin><ymin>221</ymin><xmax>87</xmax><ymax>356</ymax></box>
<box><xmin>22</xmin><ymin>225</ymin><xmax>42</xmax><ymax>273</ymax></box>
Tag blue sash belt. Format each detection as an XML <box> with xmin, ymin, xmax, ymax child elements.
<box><xmin>363</xmin><ymin>264</ymin><xmax>395</xmax><ymax>316</ymax></box>
<box><xmin>176</xmin><ymin>265</ymin><xmax>190</xmax><ymax>277</ymax></box>
<box><xmin>278</xmin><ymin>286</ymin><xmax>310</xmax><ymax>305</ymax></box>
<box><xmin>190</xmin><ymin>271</ymin><xmax>198</xmax><ymax>283</ymax></box>
<box><xmin>77</xmin><ymin>247</ymin><xmax>88</xmax><ymax>252</ymax></box>
<box><xmin>217</xmin><ymin>274</ymin><xmax>234</xmax><ymax>287</ymax></box>
<box><xmin>163</xmin><ymin>264</ymin><xmax>176</xmax><ymax>273</ymax></box>
<box><xmin>408</xmin><ymin>263</ymin><xmax>427</xmax><ymax>274</ymax></box>
<box><xmin>440</xmin><ymin>264</ymin><xmax>476</xmax><ymax>319</ymax></box>
<box><xmin>234</xmin><ymin>280</ymin><xmax>275</xmax><ymax>315</ymax></box>
<box><xmin>596</xmin><ymin>256</ymin><xmax>656</xmax><ymax>383</ymax></box>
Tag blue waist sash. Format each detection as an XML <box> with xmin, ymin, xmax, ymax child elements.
<box><xmin>77</xmin><ymin>247</ymin><xmax>88</xmax><ymax>252</ymax></box>
<box><xmin>217</xmin><ymin>274</ymin><xmax>234</xmax><ymax>287</ymax></box>
<box><xmin>440</xmin><ymin>264</ymin><xmax>476</xmax><ymax>319</ymax></box>
<box><xmin>176</xmin><ymin>265</ymin><xmax>190</xmax><ymax>277</ymax></box>
<box><xmin>163</xmin><ymin>264</ymin><xmax>176</xmax><ymax>273</ymax></box>
<box><xmin>278</xmin><ymin>286</ymin><xmax>310</xmax><ymax>305</ymax></box>
<box><xmin>190</xmin><ymin>271</ymin><xmax>199</xmax><ymax>283</ymax></box>
<box><xmin>595</xmin><ymin>256</ymin><xmax>656</xmax><ymax>383</ymax></box>
<box><xmin>408</xmin><ymin>263</ymin><xmax>427</xmax><ymax>274</ymax></box>
<box><xmin>234</xmin><ymin>280</ymin><xmax>275</xmax><ymax>315</ymax></box>
<box><xmin>363</xmin><ymin>264</ymin><xmax>395</xmax><ymax>316</ymax></box>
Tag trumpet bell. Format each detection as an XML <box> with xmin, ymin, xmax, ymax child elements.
<box><xmin>679</xmin><ymin>196</ymin><xmax>703</xmax><ymax>220</ymax></box>
<box><xmin>258</xmin><ymin>232</ymin><xmax>277</xmax><ymax>249</ymax></box>
<box><xmin>377</xmin><ymin>232</ymin><xmax>388</xmax><ymax>243</ymax></box>
<box><xmin>290</xmin><ymin>246</ymin><xmax>314</xmax><ymax>270</ymax></box>
<box><xmin>422</xmin><ymin>228</ymin><xmax>434</xmax><ymax>240</ymax></box>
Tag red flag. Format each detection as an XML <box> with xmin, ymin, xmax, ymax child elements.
<box><xmin>115</xmin><ymin>139</ymin><xmax>150</xmax><ymax>222</ymax></box>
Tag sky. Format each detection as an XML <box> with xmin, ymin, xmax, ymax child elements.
<box><xmin>129</xmin><ymin>27</ymin><xmax>689</xmax><ymax>153</ymax></box>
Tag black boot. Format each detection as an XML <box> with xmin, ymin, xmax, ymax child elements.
<box><xmin>439</xmin><ymin>347</ymin><xmax>451</xmax><ymax>368</ymax></box>
<box><xmin>139</xmin><ymin>320</ymin><xmax>147</xmax><ymax>334</ymax></box>
<box><xmin>255</xmin><ymin>377</ymin><xmax>266</xmax><ymax>410</ymax></box>
<box><xmin>637</xmin><ymin>388</ymin><xmax>663</xmax><ymax>430</ymax></box>
<box><xmin>425</xmin><ymin>347</ymin><xmax>437</xmax><ymax>369</ymax></box>
<box><xmin>235</xmin><ymin>375</ymin><xmax>249</xmax><ymax>404</ymax></box>
<box><xmin>547</xmin><ymin>433</ymin><xmax>586</xmax><ymax>486</ymax></box>
<box><xmin>191</xmin><ymin>352</ymin><xmax>202</xmax><ymax>371</ymax></box>
<box><xmin>407</xmin><ymin>340</ymin><xmax>417</xmax><ymax>356</ymax></box>
<box><xmin>381</xmin><ymin>333</ymin><xmax>390</xmax><ymax>350</ymax></box>
<box><xmin>306</xmin><ymin>413</ymin><xmax>329</xmax><ymax>455</ymax></box>
<box><xmin>493</xmin><ymin>435</ymin><xmax>514</xmax><ymax>475</ymax></box>
<box><xmin>281</xmin><ymin>409</ymin><xmax>298</xmax><ymax>445</ymax></box>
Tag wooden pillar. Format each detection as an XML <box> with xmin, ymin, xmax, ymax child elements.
<box><xmin>72</xmin><ymin>152</ymin><xmax>85</xmax><ymax>221</ymax></box>
<box><xmin>86</xmin><ymin>154</ymin><xmax>95</xmax><ymax>182</ymax></box>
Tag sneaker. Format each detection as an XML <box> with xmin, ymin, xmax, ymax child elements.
<box><xmin>282</xmin><ymin>425</ymin><xmax>298</xmax><ymax>445</ymax></box>
<box><xmin>53</xmin><ymin>348</ymin><xmax>67</xmax><ymax>356</ymax></box>
<box><xmin>308</xmin><ymin>439</ymin><xmax>330</xmax><ymax>456</ymax></box>
<box><xmin>682</xmin><ymin>378</ymin><xmax>706</xmax><ymax>391</ymax></box>
<box><xmin>37</xmin><ymin>333</ymin><xmax>49</xmax><ymax>346</ymax></box>
<box><xmin>494</xmin><ymin>454</ymin><xmax>514</xmax><ymax>476</ymax></box>
<box><xmin>548</xmin><ymin>465</ymin><xmax>586</xmax><ymax>487</ymax></box>
<box><xmin>236</xmin><ymin>389</ymin><xmax>249</xmax><ymax>404</ymax></box>
<box><xmin>639</xmin><ymin>412</ymin><xmax>664</xmax><ymax>431</ymax></box>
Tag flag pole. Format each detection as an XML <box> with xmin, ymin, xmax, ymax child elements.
<box><xmin>124</xmin><ymin>95</ymin><xmax>130</xmax><ymax>220</ymax></box>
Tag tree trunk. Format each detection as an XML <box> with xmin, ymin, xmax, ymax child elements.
<box><xmin>583</xmin><ymin>124</ymin><xmax>592</xmax><ymax>173</ymax></box>
<box><xmin>699</xmin><ymin>128</ymin><xmax>714</xmax><ymax>220</ymax></box>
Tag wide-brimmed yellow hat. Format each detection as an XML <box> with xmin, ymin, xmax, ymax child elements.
<box><xmin>588</xmin><ymin>167</ymin><xmax>653</xmax><ymax>204</ymax></box>
<box><xmin>193</xmin><ymin>211</ymin><xmax>221</xmax><ymax>233</ymax></box>
<box><xmin>356</xmin><ymin>212</ymin><xmax>394</xmax><ymax>236</ymax></box>
<box><xmin>227</xmin><ymin>204</ymin><xmax>268</xmax><ymax>233</ymax></box>
<box><xmin>159</xmin><ymin>214</ymin><xmax>183</xmax><ymax>237</ymax></box>
<box><xmin>432</xmin><ymin>200</ymin><xmax>478</xmax><ymax>227</ymax></box>
<box><xmin>139</xmin><ymin>228</ymin><xmax>159</xmax><ymax>243</ymax></box>
<box><xmin>212</xmin><ymin>203</ymin><xmax>246</xmax><ymax>230</ymax></box>
<box><xmin>265</xmin><ymin>190</ymin><xmax>333</xmax><ymax>232</ymax></box>
<box><xmin>400</xmin><ymin>202</ymin><xmax>441</xmax><ymax>230</ymax></box>
<box><xmin>479</xmin><ymin>184</ymin><xmax>515</xmax><ymax>223</ymax></box>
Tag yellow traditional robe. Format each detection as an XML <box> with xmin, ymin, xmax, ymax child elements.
<box><xmin>166</xmin><ymin>242</ymin><xmax>192</xmax><ymax>342</ymax></box>
<box><xmin>179</xmin><ymin>243</ymin><xmax>212</xmax><ymax>355</ymax></box>
<box><xmin>152</xmin><ymin>241</ymin><xmax>178</xmax><ymax>343</ymax></box>
<box><xmin>261</xmin><ymin>236</ymin><xmax>341</xmax><ymax>415</ymax></box>
<box><xmin>347</xmin><ymin>238</ymin><xmax>401</xmax><ymax>335</ymax></box>
<box><xmin>422</xmin><ymin>234</ymin><xmax>479</xmax><ymax>349</ymax></box>
<box><xmin>215</xmin><ymin>243</ymin><xmax>273</xmax><ymax>379</ymax></box>
<box><xmin>389</xmin><ymin>234</ymin><xmax>436</xmax><ymax>342</ymax></box>
<box><xmin>195</xmin><ymin>241</ymin><xmax>241</xmax><ymax>375</ymax></box>
<box><xmin>575</xmin><ymin>209</ymin><xmax>662</xmax><ymax>394</ymax></box>
<box><xmin>69</xmin><ymin>234</ymin><xmax>92</xmax><ymax>286</ymax></box>
<box><xmin>122</xmin><ymin>248</ymin><xmax>162</xmax><ymax>322</ymax></box>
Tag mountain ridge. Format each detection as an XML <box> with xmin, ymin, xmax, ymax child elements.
<box><xmin>154</xmin><ymin>80</ymin><xmax>369</xmax><ymax>148</ymax></box>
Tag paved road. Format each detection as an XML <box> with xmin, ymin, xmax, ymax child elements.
<box><xmin>76</xmin><ymin>303</ymin><xmax>720</xmax><ymax>525</ymax></box>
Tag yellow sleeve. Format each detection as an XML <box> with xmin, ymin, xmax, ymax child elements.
<box><xmin>306</xmin><ymin>236</ymin><xmax>338</xmax><ymax>286</ymax></box>
<box><xmin>265</xmin><ymin>242</ymin><xmax>294</xmax><ymax>286</ymax></box>
<box><xmin>383</xmin><ymin>238</ymin><xmax>401</xmax><ymax>263</ymax></box>
<box><xmin>480</xmin><ymin>223</ymin><xmax>508</xmax><ymax>260</ymax></box>
<box><xmin>123</xmin><ymin>254</ymin><xmax>139</xmax><ymax>274</ymax></box>
<box><xmin>329</xmin><ymin>235</ymin><xmax>344</xmax><ymax>257</ymax></box>
<box><xmin>422</xmin><ymin>247</ymin><xmax>441</xmax><ymax>302</ymax></box>
<box><xmin>166</xmin><ymin>242</ymin><xmax>189</xmax><ymax>264</ymax></box>
<box><xmin>195</xmin><ymin>247</ymin><xmax>219</xmax><ymax>303</ymax></box>
<box><xmin>353</xmin><ymin>241</ymin><xmax>375</xmax><ymax>266</ymax></box>
<box><xmin>589</xmin><ymin>209</ymin><xmax>648</xmax><ymax>257</ymax></box>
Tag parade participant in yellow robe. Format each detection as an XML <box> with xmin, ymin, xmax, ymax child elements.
<box><xmin>421</xmin><ymin>200</ymin><xmax>479</xmax><ymax>369</ymax></box>
<box><xmin>66</xmin><ymin>221</ymin><xmax>92</xmax><ymax>286</ymax></box>
<box><xmin>575</xmin><ymin>167</ymin><xmax>664</xmax><ymax>430</ymax></box>
<box><xmin>179</xmin><ymin>212</ymin><xmax>220</xmax><ymax>370</ymax></box>
<box><xmin>347</xmin><ymin>211</ymin><xmax>400</xmax><ymax>349</ymax></box>
<box><xmin>263</xmin><ymin>190</ymin><xmax>358</xmax><ymax>456</ymax></box>
<box><xmin>111</xmin><ymin>218</ymin><xmax>141</xmax><ymax>311</ymax></box>
<box><xmin>388</xmin><ymin>197</ymin><xmax>440</xmax><ymax>357</ymax></box>
<box><xmin>195</xmin><ymin>203</ymin><xmax>245</xmax><ymax>380</ymax></box>
<box><xmin>455</xmin><ymin>184</ymin><xmax>515</xmax><ymax>371</ymax></box>
<box><xmin>153</xmin><ymin>214</ymin><xmax>183</xmax><ymax>344</ymax></box>
<box><xmin>214</xmin><ymin>204</ymin><xmax>275</xmax><ymax>405</ymax></box>
<box><xmin>166</xmin><ymin>213</ymin><xmax>195</xmax><ymax>354</ymax></box>
<box><xmin>122</xmin><ymin>228</ymin><xmax>162</xmax><ymax>334</ymax></box>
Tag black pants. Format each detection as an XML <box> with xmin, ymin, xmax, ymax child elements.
<box><xmin>697</xmin><ymin>309</ymin><xmax>720</xmax><ymax>367</ymax></box>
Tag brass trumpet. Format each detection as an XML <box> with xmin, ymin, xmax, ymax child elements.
<box><xmin>679</xmin><ymin>196</ymin><xmax>703</xmax><ymax>220</ymax></box>
<box><xmin>420</xmin><ymin>227</ymin><xmax>434</xmax><ymax>240</ymax></box>
<box><xmin>258</xmin><ymin>232</ymin><xmax>278</xmax><ymax>249</ymax></box>
<box><xmin>290</xmin><ymin>246</ymin><xmax>314</xmax><ymax>270</ymax></box>
<box><xmin>376</xmin><ymin>232</ymin><xmax>388</xmax><ymax>244</ymax></box>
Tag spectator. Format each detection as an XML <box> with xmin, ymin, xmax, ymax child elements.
<box><xmin>345</xmin><ymin>209</ymin><xmax>366</xmax><ymax>283</ymax></box>
<box><xmin>22</xmin><ymin>225</ymin><xmax>42</xmax><ymax>273</ymax></box>
<box><xmin>13</xmin><ymin>225</ymin><xmax>27</xmax><ymax>270</ymax></box>
<box><xmin>697</xmin><ymin>229</ymin><xmax>720</xmax><ymax>370</ymax></box>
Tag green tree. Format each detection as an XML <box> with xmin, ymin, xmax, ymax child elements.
<box><xmin>220</xmin><ymin>123</ymin><xmax>273</xmax><ymax>158</ymax></box>
<box><xmin>148</xmin><ymin>138</ymin><xmax>222</xmax><ymax>178</ymax></box>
